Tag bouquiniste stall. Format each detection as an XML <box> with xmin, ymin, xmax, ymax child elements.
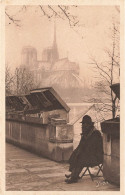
<box><xmin>6</xmin><ymin>87</ymin><xmax>73</xmax><ymax>162</ymax></box>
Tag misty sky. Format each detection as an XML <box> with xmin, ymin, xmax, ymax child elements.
<box><xmin>5</xmin><ymin>5</ymin><xmax>119</xmax><ymax>82</ymax></box>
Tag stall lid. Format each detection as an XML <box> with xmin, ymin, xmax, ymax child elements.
<box><xmin>110</xmin><ymin>83</ymin><xmax>120</xmax><ymax>100</ymax></box>
<box><xmin>6</xmin><ymin>95</ymin><xmax>26</xmax><ymax>111</ymax></box>
<box><xmin>101</xmin><ymin>117</ymin><xmax>120</xmax><ymax>136</ymax></box>
<box><xmin>25</xmin><ymin>87</ymin><xmax>70</xmax><ymax>112</ymax></box>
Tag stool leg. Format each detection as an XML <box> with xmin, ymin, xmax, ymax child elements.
<box><xmin>80</xmin><ymin>167</ymin><xmax>88</xmax><ymax>178</ymax></box>
<box><xmin>100</xmin><ymin>164</ymin><xmax>103</xmax><ymax>172</ymax></box>
<box><xmin>96</xmin><ymin>164</ymin><xmax>103</xmax><ymax>176</ymax></box>
<box><xmin>87</xmin><ymin>168</ymin><xmax>93</xmax><ymax>181</ymax></box>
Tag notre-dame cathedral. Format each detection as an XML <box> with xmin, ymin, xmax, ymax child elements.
<box><xmin>20</xmin><ymin>23</ymin><xmax>87</xmax><ymax>102</ymax></box>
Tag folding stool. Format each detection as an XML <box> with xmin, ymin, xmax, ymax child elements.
<box><xmin>80</xmin><ymin>164</ymin><xmax>103</xmax><ymax>181</ymax></box>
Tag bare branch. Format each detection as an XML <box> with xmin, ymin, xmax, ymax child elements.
<box><xmin>39</xmin><ymin>5</ymin><xmax>51</xmax><ymax>18</ymax></box>
<box><xmin>48</xmin><ymin>5</ymin><xmax>64</xmax><ymax>20</ymax></box>
<box><xmin>98</xmin><ymin>70</ymin><xmax>111</xmax><ymax>84</ymax></box>
<box><xmin>104</xmin><ymin>48</ymin><xmax>120</xmax><ymax>67</ymax></box>
<box><xmin>5</xmin><ymin>11</ymin><xmax>21</xmax><ymax>27</ymax></box>
<box><xmin>58</xmin><ymin>5</ymin><xmax>79</xmax><ymax>27</ymax></box>
<box><xmin>90</xmin><ymin>56</ymin><xmax>111</xmax><ymax>80</ymax></box>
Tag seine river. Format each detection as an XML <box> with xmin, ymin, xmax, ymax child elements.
<box><xmin>67</xmin><ymin>103</ymin><xmax>112</xmax><ymax>149</ymax></box>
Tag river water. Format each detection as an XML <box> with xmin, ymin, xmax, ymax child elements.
<box><xmin>67</xmin><ymin>103</ymin><xmax>112</xmax><ymax>149</ymax></box>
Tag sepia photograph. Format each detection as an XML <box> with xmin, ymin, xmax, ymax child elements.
<box><xmin>0</xmin><ymin>0</ymin><xmax>124</xmax><ymax>193</ymax></box>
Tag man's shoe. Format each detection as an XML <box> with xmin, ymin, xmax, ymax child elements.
<box><xmin>65</xmin><ymin>178</ymin><xmax>69</xmax><ymax>183</ymax></box>
<box><xmin>65</xmin><ymin>174</ymin><xmax>71</xmax><ymax>178</ymax></box>
<box><xmin>66</xmin><ymin>178</ymin><xmax>78</xmax><ymax>184</ymax></box>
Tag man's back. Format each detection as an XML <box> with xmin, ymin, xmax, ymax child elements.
<box><xmin>78</xmin><ymin>129</ymin><xmax>103</xmax><ymax>167</ymax></box>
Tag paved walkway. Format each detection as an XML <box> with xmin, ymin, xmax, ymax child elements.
<box><xmin>6</xmin><ymin>143</ymin><xmax>120</xmax><ymax>191</ymax></box>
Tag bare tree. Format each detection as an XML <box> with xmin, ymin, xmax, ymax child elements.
<box><xmin>5</xmin><ymin>65</ymin><xmax>42</xmax><ymax>96</ymax></box>
<box><xmin>5</xmin><ymin>64</ymin><xmax>14</xmax><ymax>95</ymax></box>
<box><xmin>89</xmin><ymin>19</ymin><xmax>120</xmax><ymax>119</ymax></box>
<box><xmin>13</xmin><ymin>67</ymin><xmax>37</xmax><ymax>95</ymax></box>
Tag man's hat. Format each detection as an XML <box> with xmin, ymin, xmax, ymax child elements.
<box><xmin>80</xmin><ymin>115</ymin><xmax>94</xmax><ymax>125</ymax></box>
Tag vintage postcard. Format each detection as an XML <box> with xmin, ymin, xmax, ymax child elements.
<box><xmin>0</xmin><ymin>0</ymin><xmax>124</xmax><ymax>194</ymax></box>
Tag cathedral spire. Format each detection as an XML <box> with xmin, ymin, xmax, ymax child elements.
<box><xmin>51</xmin><ymin>19</ymin><xmax>59</xmax><ymax>64</ymax></box>
<box><xmin>53</xmin><ymin>19</ymin><xmax>57</xmax><ymax>48</ymax></box>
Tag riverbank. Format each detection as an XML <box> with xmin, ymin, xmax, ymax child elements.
<box><xmin>6</xmin><ymin>143</ymin><xmax>119</xmax><ymax>191</ymax></box>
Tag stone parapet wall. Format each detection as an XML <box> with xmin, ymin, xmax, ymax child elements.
<box><xmin>101</xmin><ymin>120</ymin><xmax>120</xmax><ymax>186</ymax></box>
<box><xmin>6</xmin><ymin>119</ymin><xmax>73</xmax><ymax>162</ymax></box>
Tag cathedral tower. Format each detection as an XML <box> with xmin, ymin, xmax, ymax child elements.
<box><xmin>42</xmin><ymin>20</ymin><xmax>59</xmax><ymax>65</ymax></box>
<box><xmin>21</xmin><ymin>46</ymin><xmax>37</xmax><ymax>69</ymax></box>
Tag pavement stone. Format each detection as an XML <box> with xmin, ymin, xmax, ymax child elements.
<box><xmin>6</xmin><ymin>168</ymin><xmax>28</xmax><ymax>174</ymax></box>
<box><xmin>6</xmin><ymin>143</ymin><xmax>120</xmax><ymax>191</ymax></box>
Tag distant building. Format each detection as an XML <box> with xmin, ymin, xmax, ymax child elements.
<box><xmin>20</xmin><ymin>23</ymin><xmax>88</xmax><ymax>102</ymax></box>
<box><xmin>21</xmin><ymin>46</ymin><xmax>37</xmax><ymax>69</ymax></box>
<box><xmin>21</xmin><ymin>22</ymin><xmax>80</xmax><ymax>76</ymax></box>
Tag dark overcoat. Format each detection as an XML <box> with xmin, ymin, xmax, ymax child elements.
<box><xmin>69</xmin><ymin>128</ymin><xmax>103</xmax><ymax>172</ymax></box>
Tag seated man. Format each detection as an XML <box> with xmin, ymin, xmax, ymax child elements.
<box><xmin>65</xmin><ymin>115</ymin><xmax>103</xmax><ymax>184</ymax></box>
